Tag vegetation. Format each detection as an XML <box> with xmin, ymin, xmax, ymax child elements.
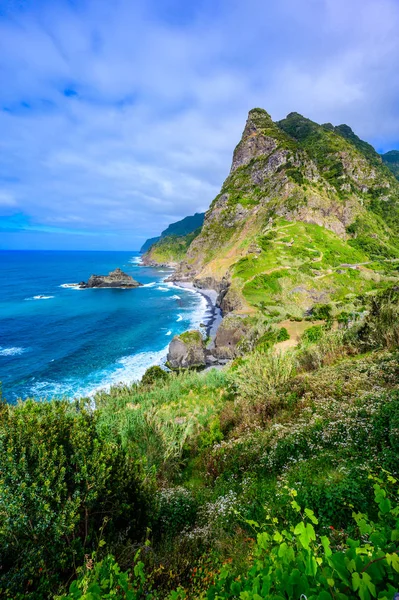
<box><xmin>3</xmin><ymin>106</ymin><xmax>399</xmax><ymax>596</ymax></box>
<box><xmin>2</xmin><ymin>289</ymin><xmax>399</xmax><ymax>598</ymax></box>
<box><xmin>382</xmin><ymin>150</ymin><xmax>399</xmax><ymax>180</ymax></box>
<box><xmin>141</xmin><ymin>213</ymin><xmax>205</xmax><ymax>253</ymax></box>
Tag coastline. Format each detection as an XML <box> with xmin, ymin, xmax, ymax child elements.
<box><xmin>172</xmin><ymin>281</ymin><xmax>222</xmax><ymax>344</ymax></box>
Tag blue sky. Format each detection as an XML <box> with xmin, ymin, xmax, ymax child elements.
<box><xmin>1</xmin><ymin>0</ymin><xmax>399</xmax><ymax>250</ymax></box>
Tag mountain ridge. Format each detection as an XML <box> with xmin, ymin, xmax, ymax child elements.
<box><xmin>140</xmin><ymin>212</ymin><xmax>205</xmax><ymax>253</ymax></box>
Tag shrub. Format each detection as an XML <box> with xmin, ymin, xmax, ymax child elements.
<box><xmin>208</xmin><ymin>474</ymin><xmax>399</xmax><ymax>600</ymax></box>
<box><xmin>301</xmin><ymin>324</ymin><xmax>324</xmax><ymax>344</ymax></box>
<box><xmin>141</xmin><ymin>366</ymin><xmax>169</xmax><ymax>386</ymax></box>
<box><xmin>357</xmin><ymin>291</ymin><xmax>399</xmax><ymax>351</ymax></box>
<box><xmin>0</xmin><ymin>399</ymin><xmax>151</xmax><ymax>598</ymax></box>
<box><xmin>297</xmin><ymin>329</ymin><xmax>350</xmax><ymax>371</ymax></box>
<box><xmin>155</xmin><ymin>487</ymin><xmax>198</xmax><ymax>537</ymax></box>
<box><xmin>311</xmin><ymin>303</ymin><xmax>332</xmax><ymax>320</ymax></box>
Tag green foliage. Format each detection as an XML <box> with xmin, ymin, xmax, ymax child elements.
<box><xmin>0</xmin><ymin>399</ymin><xmax>151</xmax><ymax>598</ymax></box>
<box><xmin>382</xmin><ymin>150</ymin><xmax>399</xmax><ymax>180</ymax></box>
<box><xmin>178</xmin><ymin>330</ymin><xmax>203</xmax><ymax>345</ymax></box>
<box><xmin>207</xmin><ymin>475</ymin><xmax>399</xmax><ymax>600</ymax></box>
<box><xmin>155</xmin><ymin>487</ymin><xmax>198</xmax><ymax>536</ymax></box>
<box><xmin>301</xmin><ymin>324</ymin><xmax>324</xmax><ymax>343</ymax></box>
<box><xmin>311</xmin><ymin>303</ymin><xmax>332</xmax><ymax>320</ymax></box>
<box><xmin>60</xmin><ymin>552</ymin><xmax>150</xmax><ymax>600</ymax></box>
<box><xmin>141</xmin><ymin>366</ymin><xmax>169</xmax><ymax>386</ymax></box>
<box><xmin>356</xmin><ymin>289</ymin><xmax>399</xmax><ymax>351</ymax></box>
<box><xmin>95</xmin><ymin>369</ymin><xmax>228</xmax><ymax>473</ymax></box>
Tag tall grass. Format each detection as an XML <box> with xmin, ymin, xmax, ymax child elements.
<box><xmin>94</xmin><ymin>369</ymin><xmax>228</xmax><ymax>474</ymax></box>
<box><xmin>233</xmin><ymin>350</ymin><xmax>296</xmax><ymax>418</ymax></box>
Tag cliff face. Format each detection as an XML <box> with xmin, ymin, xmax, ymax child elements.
<box><xmin>168</xmin><ymin>108</ymin><xmax>399</xmax><ymax>317</ymax></box>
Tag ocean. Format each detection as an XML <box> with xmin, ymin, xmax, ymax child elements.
<box><xmin>0</xmin><ymin>251</ymin><xmax>207</xmax><ymax>403</ymax></box>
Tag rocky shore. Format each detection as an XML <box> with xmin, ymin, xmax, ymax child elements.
<box><xmin>166</xmin><ymin>280</ymin><xmax>247</xmax><ymax>370</ymax></box>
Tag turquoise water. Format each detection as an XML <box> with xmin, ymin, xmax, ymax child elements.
<box><xmin>0</xmin><ymin>251</ymin><xmax>206</xmax><ymax>403</ymax></box>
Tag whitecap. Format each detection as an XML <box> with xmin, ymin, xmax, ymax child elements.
<box><xmin>0</xmin><ymin>346</ymin><xmax>26</xmax><ymax>356</ymax></box>
<box><xmin>176</xmin><ymin>314</ymin><xmax>183</xmax><ymax>322</ymax></box>
<box><xmin>169</xmin><ymin>294</ymin><xmax>181</xmax><ymax>300</ymax></box>
<box><xmin>60</xmin><ymin>283</ymin><xmax>80</xmax><ymax>289</ymax></box>
<box><xmin>141</xmin><ymin>282</ymin><xmax>156</xmax><ymax>288</ymax></box>
<box><xmin>28</xmin><ymin>346</ymin><xmax>169</xmax><ymax>400</ymax></box>
<box><xmin>129</xmin><ymin>257</ymin><xmax>143</xmax><ymax>265</ymax></box>
<box><xmin>156</xmin><ymin>286</ymin><xmax>169</xmax><ymax>292</ymax></box>
<box><xmin>166</xmin><ymin>330</ymin><xmax>172</xmax><ymax>336</ymax></box>
<box><xmin>25</xmin><ymin>295</ymin><xmax>55</xmax><ymax>301</ymax></box>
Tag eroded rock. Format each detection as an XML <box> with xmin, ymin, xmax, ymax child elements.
<box><xmin>167</xmin><ymin>330</ymin><xmax>206</xmax><ymax>369</ymax></box>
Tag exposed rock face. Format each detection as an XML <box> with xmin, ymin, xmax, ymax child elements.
<box><xmin>212</xmin><ymin>315</ymin><xmax>250</xmax><ymax>359</ymax></box>
<box><xmin>230</xmin><ymin>112</ymin><xmax>277</xmax><ymax>173</ymax></box>
<box><xmin>167</xmin><ymin>330</ymin><xmax>206</xmax><ymax>369</ymax></box>
<box><xmin>80</xmin><ymin>268</ymin><xmax>142</xmax><ymax>289</ymax></box>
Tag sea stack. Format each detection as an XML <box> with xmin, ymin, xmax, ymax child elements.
<box><xmin>79</xmin><ymin>268</ymin><xmax>142</xmax><ymax>289</ymax></box>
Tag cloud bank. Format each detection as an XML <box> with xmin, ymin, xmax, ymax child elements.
<box><xmin>1</xmin><ymin>0</ymin><xmax>399</xmax><ymax>249</ymax></box>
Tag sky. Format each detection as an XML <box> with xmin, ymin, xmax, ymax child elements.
<box><xmin>0</xmin><ymin>0</ymin><xmax>399</xmax><ymax>250</ymax></box>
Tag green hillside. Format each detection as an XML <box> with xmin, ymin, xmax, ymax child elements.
<box><xmin>382</xmin><ymin>149</ymin><xmax>399</xmax><ymax>180</ymax></box>
<box><xmin>140</xmin><ymin>213</ymin><xmax>205</xmax><ymax>254</ymax></box>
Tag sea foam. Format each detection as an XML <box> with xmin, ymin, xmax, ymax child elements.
<box><xmin>0</xmin><ymin>346</ymin><xmax>26</xmax><ymax>356</ymax></box>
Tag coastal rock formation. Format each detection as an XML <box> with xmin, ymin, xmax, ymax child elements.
<box><xmin>79</xmin><ymin>268</ymin><xmax>142</xmax><ymax>289</ymax></box>
<box><xmin>212</xmin><ymin>315</ymin><xmax>250</xmax><ymax>359</ymax></box>
<box><xmin>167</xmin><ymin>330</ymin><xmax>206</xmax><ymax>369</ymax></box>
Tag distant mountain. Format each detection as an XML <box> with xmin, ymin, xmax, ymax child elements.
<box><xmin>381</xmin><ymin>150</ymin><xmax>399</xmax><ymax>180</ymax></box>
<box><xmin>140</xmin><ymin>236</ymin><xmax>161</xmax><ymax>253</ymax></box>
<box><xmin>140</xmin><ymin>213</ymin><xmax>205</xmax><ymax>253</ymax></box>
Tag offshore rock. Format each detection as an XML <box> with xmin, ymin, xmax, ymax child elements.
<box><xmin>167</xmin><ymin>330</ymin><xmax>206</xmax><ymax>369</ymax></box>
<box><xmin>79</xmin><ymin>268</ymin><xmax>142</xmax><ymax>289</ymax></box>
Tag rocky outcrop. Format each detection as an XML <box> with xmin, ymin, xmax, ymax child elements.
<box><xmin>166</xmin><ymin>330</ymin><xmax>206</xmax><ymax>369</ymax></box>
<box><xmin>212</xmin><ymin>315</ymin><xmax>250</xmax><ymax>359</ymax></box>
<box><xmin>79</xmin><ymin>268</ymin><xmax>142</xmax><ymax>289</ymax></box>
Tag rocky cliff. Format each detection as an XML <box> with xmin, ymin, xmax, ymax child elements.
<box><xmin>166</xmin><ymin>108</ymin><xmax>399</xmax><ymax>318</ymax></box>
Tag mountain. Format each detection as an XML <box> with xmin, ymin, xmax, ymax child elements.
<box><xmin>140</xmin><ymin>212</ymin><xmax>205</xmax><ymax>253</ymax></box>
<box><xmin>381</xmin><ymin>150</ymin><xmax>399</xmax><ymax>180</ymax></box>
<box><xmin>164</xmin><ymin>108</ymin><xmax>399</xmax><ymax>317</ymax></box>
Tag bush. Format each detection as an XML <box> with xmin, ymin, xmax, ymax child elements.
<box><xmin>301</xmin><ymin>324</ymin><xmax>324</xmax><ymax>344</ymax></box>
<box><xmin>141</xmin><ymin>366</ymin><xmax>169</xmax><ymax>386</ymax></box>
<box><xmin>208</xmin><ymin>474</ymin><xmax>399</xmax><ymax>600</ymax></box>
<box><xmin>63</xmin><ymin>474</ymin><xmax>399</xmax><ymax>600</ymax></box>
<box><xmin>357</xmin><ymin>290</ymin><xmax>399</xmax><ymax>351</ymax></box>
<box><xmin>0</xmin><ymin>399</ymin><xmax>151</xmax><ymax>598</ymax></box>
<box><xmin>311</xmin><ymin>303</ymin><xmax>332</xmax><ymax>320</ymax></box>
<box><xmin>155</xmin><ymin>487</ymin><xmax>198</xmax><ymax>536</ymax></box>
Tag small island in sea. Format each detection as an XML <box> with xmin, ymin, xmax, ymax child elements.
<box><xmin>78</xmin><ymin>267</ymin><xmax>142</xmax><ymax>289</ymax></box>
